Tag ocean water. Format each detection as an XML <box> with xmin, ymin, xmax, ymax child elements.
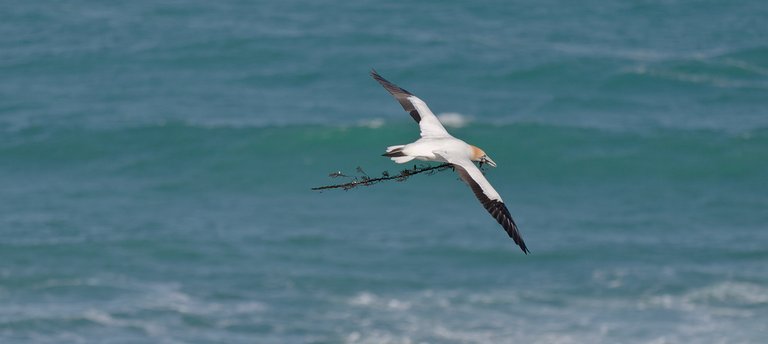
<box><xmin>2</xmin><ymin>1</ymin><xmax>768</xmax><ymax>343</ymax></box>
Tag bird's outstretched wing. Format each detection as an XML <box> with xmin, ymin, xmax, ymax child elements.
<box><xmin>446</xmin><ymin>157</ymin><xmax>529</xmax><ymax>254</ymax></box>
<box><xmin>371</xmin><ymin>70</ymin><xmax>451</xmax><ymax>138</ymax></box>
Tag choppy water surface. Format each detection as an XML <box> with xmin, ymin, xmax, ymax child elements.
<box><xmin>1</xmin><ymin>1</ymin><xmax>767</xmax><ymax>343</ymax></box>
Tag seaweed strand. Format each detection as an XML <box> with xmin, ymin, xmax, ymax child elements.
<box><xmin>311</xmin><ymin>163</ymin><xmax>453</xmax><ymax>191</ymax></box>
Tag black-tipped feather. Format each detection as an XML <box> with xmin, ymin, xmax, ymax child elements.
<box><xmin>382</xmin><ymin>150</ymin><xmax>406</xmax><ymax>157</ymax></box>
<box><xmin>453</xmin><ymin>164</ymin><xmax>530</xmax><ymax>254</ymax></box>
<box><xmin>370</xmin><ymin>69</ymin><xmax>422</xmax><ymax>123</ymax></box>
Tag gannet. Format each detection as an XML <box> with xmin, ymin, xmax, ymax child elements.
<box><xmin>372</xmin><ymin>70</ymin><xmax>529</xmax><ymax>254</ymax></box>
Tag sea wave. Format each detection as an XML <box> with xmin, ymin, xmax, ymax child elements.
<box><xmin>336</xmin><ymin>284</ymin><xmax>767</xmax><ymax>344</ymax></box>
<box><xmin>2</xmin><ymin>121</ymin><xmax>766</xmax><ymax>184</ymax></box>
<box><xmin>0</xmin><ymin>278</ymin><xmax>270</xmax><ymax>340</ymax></box>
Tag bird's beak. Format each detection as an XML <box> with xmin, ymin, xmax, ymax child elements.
<box><xmin>482</xmin><ymin>155</ymin><xmax>497</xmax><ymax>168</ymax></box>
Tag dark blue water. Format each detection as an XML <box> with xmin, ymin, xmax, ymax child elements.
<box><xmin>2</xmin><ymin>1</ymin><xmax>767</xmax><ymax>343</ymax></box>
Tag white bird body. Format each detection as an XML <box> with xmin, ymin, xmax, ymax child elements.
<box><xmin>371</xmin><ymin>70</ymin><xmax>528</xmax><ymax>254</ymax></box>
<box><xmin>391</xmin><ymin>137</ymin><xmax>471</xmax><ymax>163</ymax></box>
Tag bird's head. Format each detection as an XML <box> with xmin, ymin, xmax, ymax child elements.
<box><xmin>470</xmin><ymin>145</ymin><xmax>497</xmax><ymax>168</ymax></box>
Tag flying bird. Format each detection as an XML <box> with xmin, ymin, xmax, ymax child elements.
<box><xmin>372</xmin><ymin>70</ymin><xmax>529</xmax><ymax>254</ymax></box>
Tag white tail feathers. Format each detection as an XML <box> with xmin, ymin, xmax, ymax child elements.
<box><xmin>386</xmin><ymin>145</ymin><xmax>405</xmax><ymax>153</ymax></box>
<box><xmin>383</xmin><ymin>144</ymin><xmax>413</xmax><ymax>163</ymax></box>
<box><xmin>391</xmin><ymin>156</ymin><xmax>415</xmax><ymax>164</ymax></box>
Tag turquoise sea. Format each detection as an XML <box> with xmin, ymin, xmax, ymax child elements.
<box><xmin>2</xmin><ymin>1</ymin><xmax>768</xmax><ymax>343</ymax></box>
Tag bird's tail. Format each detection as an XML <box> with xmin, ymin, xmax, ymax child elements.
<box><xmin>383</xmin><ymin>145</ymin><xmax>406</xmax><ymax>157</ymax></box>
<box><xmin>382</xmin><ymin>145</ymin><xmax>415</xmax><ymax>164</ymax></box>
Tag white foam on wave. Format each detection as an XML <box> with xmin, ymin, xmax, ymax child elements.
<box><xmin>82</xmin><ymin>309</ymin><xmax>165</xmax><ymax>337</ymax></box>
<box><xmin>591</xmin><ymin>268</ymin><xmax>629</xmax><ymax>289</ymax></box>
<box><xmin>353</xmin><ymin>113</ymin><xmax>470</xmax><ymax>130</ymax></box>
<box><xmin>719</xmin><ymin>58</ymin><xmax>768</xmax><ymax>76</ymax></box>
<box><xmin>349</xmin><ymin>291</ymin><xmax>411</xmax><ymax>311</ymax></box>
<box><xmin>357</xmin><ymin>118</ymin><xmax>385</xmax><ymax>129</ymax></box>
<box><xmin>342</xmin><ymin>290</ymin><xmax>534</xmax><ymax>343</ymax></box>
<box><xmin>337</xmin><ymin>284</ymin><xmax>768</xmax><ymax>344</ymax></box>
<box><xmin>30</xmin><ymin>277</ymin><xmax>109</xmax><ymax>290</ymax></box>
<box><xmin>640</xmin><ymin>281</ymin><xmax>768</xmax><ymax>314</ymax></box>
<box><xmin>135</xmin><ymin>282</ymin><xmax>268</xmax><ymax>321</ymax></box>
<box><xmin>437</xmin><ymin>112</ymin><xmax>471</xmax><ymax>128</ymax></box>
<box><xmin>551</xmin><ymin>42</ymin><xmax>678</xmax><ymax>62</ymax></box>
<box><xmin>683</xmin><ymin>281</ymin><xmax>768</xmax><ymax>307</ymax></box>
<box><xmin>349</xmin><ymin>291</ymin><xmax>376</xmax><ymax>306</ymax></box>
<box><xmin>344</xmin><ymin>330</ymin><xmax>415</xmax><ymax>344</ymax></box>
<box><xmin>628</xmin><ymin>65</ymin><xmax>768</xmax><ymax>89</ymax></box>
<box><xmin>0</xmin><ymin>276</ymin><xmax>270</xmax><ymax>341</ymax></box>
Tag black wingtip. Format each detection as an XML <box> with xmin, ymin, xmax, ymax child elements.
<box><xmin>371</xmin><ymin>70</ymin><xmax>414</xmax><ymax>96</ymax></box>
<box><xmin>514</xmin><ymin>234</ymin><xmax>530</xmax><ymax>255</ymax></box>
<box><xmin>517</xmin><ymin>235</ymin><xmax>530</xmax><ymax>255</ymax></box>
<box><xmin>369</xmin><ymin>69</ymin><xmax>396</xmax><ymax>87</ymax></box>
